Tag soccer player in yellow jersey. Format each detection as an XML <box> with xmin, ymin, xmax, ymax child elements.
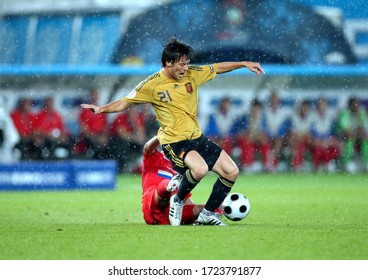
<box><xmin>81</xmin><ymin>37</ymin><xmax>265</xmax><ymax>226</ymax></box>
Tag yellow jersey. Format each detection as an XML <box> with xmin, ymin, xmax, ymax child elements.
<box><xmin>123</xmin><ymin>64</ymin><xmax>218</xmax><ymax>144</ymax></box>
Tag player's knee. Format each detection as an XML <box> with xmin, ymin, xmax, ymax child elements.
<box><xmin>230</xmin><ymin>164</ymin><xmax>239</xmax><ymax>181</ymax></box>
<box><xmin>222</xmin><ymin>164</ymin><xmax>239</xmax><ymax>182</ymax></box>
<box><xmin>191</xmin><ymin>165</ymin><xmax>208</xmax><ymax>180</ymax></box>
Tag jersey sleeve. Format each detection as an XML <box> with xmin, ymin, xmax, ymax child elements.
<box><xmin>123</xmin><ymin>88</ymin><xmax>153</xmax><ymax>104</ymax></box>
<box><xmin>123</xmin><ymin>73</ymin><xmax>159</xmax><ymax>104</ymax></box>
<box><xmin>189</xmin><ymin>64</ymin><xmax>217</xmax><ymax>86</ymax></box>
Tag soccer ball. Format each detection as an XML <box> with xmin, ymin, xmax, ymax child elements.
<box><xmin>222</xmin><ymin>192</ymin><xmax>250</xmax><ymax>221</ymax></box>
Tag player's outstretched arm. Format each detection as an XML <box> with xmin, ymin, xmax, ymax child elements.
<box><xmin>217</xmin><ymin>61</ymin><xmax>265</xmax><ymax>76</ymax></box>
<box><xmin>80</xmin><ymin>99</ymin><xmax>131</xmax><ymax>114</ymax></box>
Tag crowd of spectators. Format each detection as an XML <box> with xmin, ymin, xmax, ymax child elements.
<box><xmin>204</xmin><ymin>91</ymin><xmax>368</xmax><ymax>174</ymax></box>
<box><xmin>1</xmin><ymin>89</ymin><xmax>158</xmax><ymax>173</ymax></box>
<box><xmin>1</xmin><ymin>89</ymin><xmax>367</xmax><ymax>174</ymax></box>
<box><xmin>72</xmin><ymin>89</ymin><xmax>158</xmax><ymax>172</ymax></box>
<box><xmin>10</xmin><ymin>96</ymin><xmax>72</xmax><ymax>161</ymax></box>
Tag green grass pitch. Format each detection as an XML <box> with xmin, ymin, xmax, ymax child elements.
<box><xmin>0</xmin><ymin>173</ymin><xmax>367</xmax><ymax>260</ymax></box>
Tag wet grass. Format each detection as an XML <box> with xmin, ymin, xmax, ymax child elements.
<box><xmin>0</xmin><ymin>173</ymin><xmax>367</xmax><ymax>260</ymax></box>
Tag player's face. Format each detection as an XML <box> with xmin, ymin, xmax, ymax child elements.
<box><xmin>317</xmin><ymin>100</ymin><xmax>327</xmax><ymax>112</ymax></box>
<box><xmin>251</xmin><ymin>105</ymin><xmax>261</xmax><ymax>117</ymax></box>
<box><xmin>166</xmin><ymin>56</ymin><xmax>190</xmax><ymax>81</ymax></box>
<box><xmin>300</xmin><ymin>103</ymin><xmax>309</xmax><ymax>115</ymax></box>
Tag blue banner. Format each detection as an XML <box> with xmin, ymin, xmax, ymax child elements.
<box><xmin>0</xmin><ymin>160</ymin><xmax>117</xmax><ymax>191</ymax></box>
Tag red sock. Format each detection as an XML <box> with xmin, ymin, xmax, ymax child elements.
<box><xmin>260</xmin><ymin>143</ymin><xmax>271</xmax><ymax>167</ymax></box>
<box><xmin>293</xmin><ymin>142</ymin><xmax>306</xmax><ymax>168</ymax></box>
<box><xmin>156</xmin><ymin>180</ymin><xmax>171</xmax><ymax>199</ymax></box>
<box><xmin>312</xmin><ymin>145</ymin><xmax>323</xmax><ymax>168</ymax></box>
<box><xmin>238</xmin><ymin>137</ymin><xmax>255</xmax><ymax>166</ymax></box>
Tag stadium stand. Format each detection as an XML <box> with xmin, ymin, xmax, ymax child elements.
<box><xmin>0</xmin><ymin>0</ymin><xmax>367</xmax><ymax>190</ymax></box>
<box><xmin>0</xmin><ymin>12</ymin><xmax>122</xmax><ymax>65</ymax></box>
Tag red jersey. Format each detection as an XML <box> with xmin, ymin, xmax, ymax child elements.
<box><xmin>141</xmin><ymin>150</ymin><xmax>193</xmax><ymax>225</ymax></box>
<box><xmin>142</xmin><ymin>150</ymin><xmax>175</xmax><ymax>225</ymax></box>
<box><xmin>33</xmin><ymin>109</ymin><xmax>68</xmax><ymax>135</ymax></box>
<box><xmin>110</xmin><ymin>112</ymin><xmax>145</xmax><ymax>136</ymax></box>
<box><xmin>10</xmin><ymin>110</ymin><xmax>36</xmax><ymax>137</ymax></box>
<box><xmin>79</xmin><ymin>108</ymin><xmax>107</xmax><ymax>134</ymax></box>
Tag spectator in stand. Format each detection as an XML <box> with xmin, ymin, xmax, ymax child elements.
<box><xmin>109</xmin><ymin>105</ymin><xmax>147</xmax><ymax>172</ymax></box>
<box><xmin>204</xmin><ymin>97</ymin><xmax>237</xmax><ymax>156</ymax></box>
<box><xmin>32</xmin><ymin>96</ymin><xmax>72</xmax><ymax>159</ymax></box>
<box><xmin>10</xmin><ymin>98</ymin><xmax>38</xmax><ymax>159</ymax></box>
<box><xmin>336</xmin><ymin>97</ymin><xmax>368</xmax><ymax>173</ymax></box>
<box><xmin>235</xmin><ymin>99</ymin><xmax>272</xmax><ymax>173</ymax></box>
<box><xmin>310</xmin><ymin>97</ymin><xmax>341</xmax><ymax>173</ymax></box>
<box><xmin>0</xmin><ymin>96</ymin><xmax>20</xmax><ymax>162</ymax></box>
<box><xmin>263</xmin><ymin>90</ymin><xmax>292</xmax><ymax>171</ymax></box>
<box><xmin>289</xmin><ymin>100</ymin><xmax>314</xmax><ymax>172</ymax></box>
<box><xmin>77</xmin><ymin>89</ymin><xmax>109</xmax><ymax>159</ymax></box>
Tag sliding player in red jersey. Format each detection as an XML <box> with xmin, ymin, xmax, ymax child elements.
<box><xmin>142</xmin><ymin>136</ymin><xmax>223</xmax><ymax>225</ymax></box>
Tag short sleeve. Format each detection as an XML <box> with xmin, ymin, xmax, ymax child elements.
<box><xmin>189</xmin><ymin>64</ymin><xmax>218</xmax><ymax>86</ymax></box>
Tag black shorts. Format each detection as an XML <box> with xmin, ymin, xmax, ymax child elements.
<box><xmin>162</xmin><ymin>134</ymin><xmax>222</xmax><ymax>174</ymax></box>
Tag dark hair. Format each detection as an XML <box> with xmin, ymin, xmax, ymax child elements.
<box><xmin>161</xmin><ymin>37</ymin><xmax>194</xmax><ymax>67</ymax></box>
<box><xmin>348</xmin><ymin>97</ymin><xmax>359</xmax><ymax>107</ymax></box>
<box><xmin>301</xmin><ymin>100</ymin><xmax>310</xmax><ymax>106</ymax></box>
<box><xmin>251</xmin><ymin>99</ymin><xmax>262</xmax><ymax>107</ymax></box>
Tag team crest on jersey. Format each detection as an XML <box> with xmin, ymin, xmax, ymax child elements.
<box><xmin>185</xmin><ymin>82</ymin><xmax>193</xmax><ymax>94</ymax></box>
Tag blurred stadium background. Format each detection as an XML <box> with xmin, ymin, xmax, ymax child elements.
<box><xmin>0</xmin><ymin>0</ymin><xmax>367</xmax><ymax>190</ymax></box>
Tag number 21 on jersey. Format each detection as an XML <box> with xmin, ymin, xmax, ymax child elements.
<box><xmin>157</xmin><ymin>91</ymin><xmax>172</xmax><ymax>103</ymax></box>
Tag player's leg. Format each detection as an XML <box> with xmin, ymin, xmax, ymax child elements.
<box><xmin>181</xmin><ymin>204</ymin><xmax>204</xmax><ymax>224</ymax></box>
<box><xmin>163</xmin><ymin>140</ymin><xmax>209</xmax><ymax>226</ymax></box>
<box><xmin>169</xmin><ymin>151</ymin><xmax>209</xmax><ymax>226</ymax></box>
<box><xmin>271</xmin><ymin>137</ymin><xmax>283</xmax><ymax>169</ymax></box>
<box><xmin>238</xmin><ymin>136</ymin><xmax>255</xmax><ymax>169</ymax></box>
<box><xmin>208</xmin><ymin>150</ymin><xmax>239</xmax><ymax>211</ymax></box>
<box><xmin>178</xmin><ymin>150</ymin><xmax>208</xmax><ymax>195</ymax></box>
<box><xmin>166</xmin><ymin>172</ymin><xmax>183</xmax><ymax>193</ymax></box>
<box><xmin>155</xmin><ymin>179</ymin><xmax>172</xmax><ymax>204</ymax></box>
<box><xmin>324</xmin><ymin>143</ymin><xmax>338</xmax><ymax>163</ymax></box>
<box><xmin>312</xmin><ymin>143</ymin><xmax>323</xmax><ymax>170</ymax></box>
<box><xmin>361</xmin><ymin>139</ymin><xmax>368</xmax><ymax>171</ymax></box>
<box><xmin>162</xmin><ymin>142</ymin><xmax>208</xmax><ymax>200</ymax></box>
<box><xmin>181</xmin><ymin>203</ymin><xmax>225</xmax><ymax>225</ymax></box>
<box><xmin>342</xmin><ymin>138</ymin><xmax>354</xmax><ymax>164</ymax></box>
<box><xmin>196</xmin><ymin>138</ymin><xmax>238</xmax><ymax>226</ymax></box>
<box><xmin>142</xmin><ymin>184</ymin><xmax>164</xmax><ymax>225</ymax></box>
<box><xmin>258</xmin><ymin>140</ymin><xmax>272</xmax><ymax>171</ymax></box>
<box><xmin>295</xmin><ymin>140</ymin><xmax>306</xmax><ymax>170</ymax></box>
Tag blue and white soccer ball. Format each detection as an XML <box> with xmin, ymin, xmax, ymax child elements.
<box><xmin>222</xmin><ymin>192</ymin><xmax>250</xmax><ymax>221</ymax></box>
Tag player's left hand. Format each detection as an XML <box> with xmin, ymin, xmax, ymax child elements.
<box><xmin>246</xmin><ymin>62</ymin><xmax>265</xmax><ymax>76</ymax></box>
